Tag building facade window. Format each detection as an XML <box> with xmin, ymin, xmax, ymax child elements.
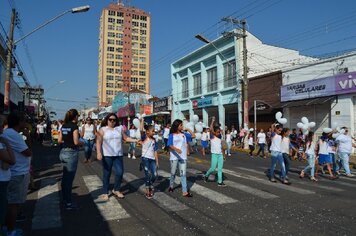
<box><xmin>182</xmin><ymin>78</ymin><xmax>189</xmax><ymax>98</ymax></box>
<box><xmin>224</xmin><ymin>61</ymin><xmax>237</xmax><ymax>88</ymax></box>
<box><xmin>207</xmin><ymin>67</ymin><xmax>217</xmax><ymax>92</ymax></box>
<box><xmin>193</xmin><ymin>73</ymin><xmax>202</xmax><ymax>95</ymax></box>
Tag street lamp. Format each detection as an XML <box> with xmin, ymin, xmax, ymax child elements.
<box><xmin>3</xmin><ymin>5</ymin><xmax>90</xmax><ymax>113</ymax></box>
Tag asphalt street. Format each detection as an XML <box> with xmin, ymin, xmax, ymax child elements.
<box><xmin>18</xmin><ymin>142</ymin><xmax>356</xmax><ymax>236</ymax></box>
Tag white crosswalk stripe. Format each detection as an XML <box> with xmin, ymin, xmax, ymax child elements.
<box><xmin>158</xmin><ymin>170</ymin><xmax>238</xmax><ymax>204</ymax></box>
<box><xmin>222</xmin><ymin>168</ymin><xmax>315</xmax><ymax>195</ymax></box>
<box><xmin>32</xmin><ymin>178</ymin><xmax>62</xmax><ymax>230</ymax></box>
<box><xmin>82</xmin><ymin>175</ymin><xmax>130</xmax><ymax>221</ymax></box>
<box><xmin>186</xmin><ymin>168</ymin><xmax>279</xmax><ymax>199</ymax></box>
<box><xmin>240</xmin><ymin>167</ymin><xmax>344</xmax><ymax>192</ymax></box>
<box><xmin>123</xmin><ymin>173</ymin><xmax>189</xmax><ymax>212</ymax></box>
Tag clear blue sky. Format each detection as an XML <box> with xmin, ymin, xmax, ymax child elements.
<box><xmin>1</xmin><ymin>0</ymin><xmax>356</xmax><ymax>119</ymax></box>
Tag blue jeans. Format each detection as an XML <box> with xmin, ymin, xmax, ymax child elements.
<box><xmin>338</xmin><ymin>152</ymin><xmax>351</xmax><ymax>175</ymax></box>
<box><xmin>59</xmin><ymin>148</ymin><xmax>79</xmax><ymax>204</ymax></box>
<box><xmin>330</xmin><ymin>153</ymin><xmax>339</xmax><ymax>173</ymax></box>
<box><xmin>282</xmin><ymin>153</ymin><xmax>290</xmax><ymax>175</ymax></box>
<box><xmin>102</xmin><ymin>156</ymin><xmax>124</xmax><ymax>194</ymax></box>
<box><xmin>170</xmin><ymin>159</ymin><xmax>187</xmax><ymax>193</ymax></box>
<box><xmin>142</xmin><ymin>157</ymin><xmax>157</xmax><ymax>187</ymax></box>
<box><xmin>270</xmin><ymin>151</ymin><xmax>286</xmax><ymax>180</ymax></box>
<box><xmin>257</xmin><ymin>143</ymin><xmax>265</xmax><ymax>157</ymax></box>
<box><xmin>84</xmin><ymin>139</ymin><xmax>95</xmax><ymax>161</ymax></box>
<box><xmin>226</xmin><ymin>142</ymin><xmax>232</xmax><ymax>155</ymax></box>
<box><xmin>128</xmin><ymin>143</ymin><xmax>136</xmax><ymax>155</ymax></box>
<box><xmin>303</xmin><ymin>154</ymin><xmax>315</xmax><ymax>177</ymax></box>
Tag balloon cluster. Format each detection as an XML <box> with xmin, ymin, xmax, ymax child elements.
<box><xmin>184</xmin><ymin>114</ymin><xmax>204</xmax><ymax>140</ymax></box>
<box><xmin>275</xmin><ymin>112</ymin><xmax>287</xmax><ymax>125</ymax></box>
<box><xmin>296</xmin><ymin>117</ymin><xmax>315</xmax><ymax>135</ymax></box>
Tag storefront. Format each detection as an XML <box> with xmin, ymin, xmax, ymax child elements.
<box><xmin>145</xmin><ymin>96</ymin><xmax>172</xmax><ymax>125</ymax></box>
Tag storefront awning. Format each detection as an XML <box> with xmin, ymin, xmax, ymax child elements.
<box><xmin>143</xmin><ymin>111</ymin><xmax>170</xmax><ymax>118</ymax></box>
<box><xmin>281</xmin><ymin>96</ymin><xmax>336</xmax><ymax>108</ymax></box>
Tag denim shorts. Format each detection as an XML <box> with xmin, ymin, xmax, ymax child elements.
<box><xmin>318</xmin><ymin>154</ymin><xmax>331</xmax><ymax>165</ymax></box>
<box><xmin>7</xmin><ymin>174</ymin><xmax>26</xmax><ymax>204</ymax></box>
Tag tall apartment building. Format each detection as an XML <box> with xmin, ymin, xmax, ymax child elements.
<box><xmin>98</xmin><ymin>2</ymin><xmax>150</xmax><ymax>106</ymax></box>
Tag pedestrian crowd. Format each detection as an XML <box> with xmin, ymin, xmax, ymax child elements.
<box><xmin>1</xmin><ymin>109</ymin><xmax>355</xmax><ymax>236</ymax></box>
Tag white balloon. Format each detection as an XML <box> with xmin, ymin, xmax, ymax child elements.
<box><xmin>234</xmin><ymin>130</ymin><xmax>238</xmax><ymax>135</ymax></box>
<box><xmin>301</xmin><ymin>117</ymin><xmax>309</xmax><ymax>124</ymax></box>
<box><xmin>275</xmin><ymin>112</ymin><xmax>282</xmax><ymax>120</ymax></box>
<box><xmin>308</xmin><ymin>122</ymin><xmax>316</xmax><ymax>128</ymax></box>
<box><xmin>297</xmin><ymin>122</ymin><xmax>304</xmax><ymax>129</ymax></box>
<box><xmin>331</xmin><ymin>121</ymin><xmax>338</xmax><ymax>129</ymax></box>
<box><xmin>195</xmin><ymin>133</ymin><xmax>202</xmax><ymax>140</ymax></box>
<box><xmin>192</xmin><ymin>115</ymin><xmax>199</xmax><ymax>124</ymax></box>
<box><xmin>249</xmin><ymin>128</ymin><xmax>254</xmax><ymax>132</ymax></box>
<box><xmin>323</xmin><ymin>127</ymin><xmax>333</xmax><ymax>133</ymax></box>
<box><xmin>136</xmin><ymin>113</ymin><xmax>141</xmax><ymax>119</ymax></box>
<box><xmin>332</xmin><ymin>133</ymin><xmax>340</xmax><ymax>139</ymax></box>
<box><xmin>195</xmin><ymin>123</ymin><xmax>203</xmax><ymax>133</ymax></box>
<box><xmin>133</xmin><ymin>118</ymin><xmax>140</xmax><ymax>129</ymax></box>
<box><xmin>185</xmin><ymin>122</ymin><xmax>194</xmax><ymax>131</ymax></box>
<box><xmin>278</xmin><ymin>118</ymin><xmax>287</xmax><ymax>125</ymax></box>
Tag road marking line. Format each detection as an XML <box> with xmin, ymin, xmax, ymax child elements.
<box><xmin>82</xmin><ymin>175</ymin><xmax>130</xmax><ymax>221</ymax></box>
<box><xmin>123</xmin><ymin>173</ymin><xmax>189</xmax><ymax>212</ymax></box>
<box><xmin>32</xmin><ymin>178</ymin><xmax>62</xmax><ymax>230</ymax></box>
<box><xmin>222</xmin><ymin>168</ymin><xmax>315</xmax><ymax>195</ymax></box>
<box><xmin>186</xmin><ymin>168</ymin><xmax>279</xmax><ymax>199</ymax></box>
<box><xmin>158</xmin><ymin>170</ymin><xmax>238</xmax><ymax>204</ymax></box>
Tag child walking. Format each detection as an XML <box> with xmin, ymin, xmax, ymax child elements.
<box><xmin>203</xmin><ymin>117</ymin><xmax>227</xmax><ymax>187</ymax></box>
<box><xmin>299</xmin><ymin>132</ymin><xmax>317</xmax><ymax>181</ymax></box>
<box><xmin>139</xmin><ymin>118</ymin><xmax>159</xmax><ymax>199</ymax></box>
<box><xmin>248</xmin><ymin>133</ymin><xmax>255</xmax><ymax>157</ymax></box>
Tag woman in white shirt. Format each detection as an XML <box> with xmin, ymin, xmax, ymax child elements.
<box><xmin>269</xmin><ymin>124</ymin><xmax>290</xmax><ymax>184</ymax></box>
<box><xmin>81</xmin><ymin>118</ymin><xmax>97</xmax><ymax>163</ymax></box>
<box><xmin>300</xmin><ymin>132</ymin><xmax>317</xmax><ymax>181</ymax></box>
<box><xmin>96</xmin><ymin>113</ymin><xmax>139</xmax><ymax>201</ymax></box>
<box><xmin>280</xmin><ymin>128</ymin><xmax>291</xmax><ymax>179</ymax></box>
<box><xmin>316</xmin><ymin>132</ymin><xmax>337</xmax><ymax>180</ymax></box>
<box><xmin>201</xmin><ymin>128</ymin><xmax>209</xmax><ymax>156</ymax></box>
<box><xmin>167</xmin><ymin>119</ymin><xmax>193</xmax><ymax>197</ymax></box>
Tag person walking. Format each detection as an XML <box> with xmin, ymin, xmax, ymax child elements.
<box><xmin>0</xmin><ymin>116</ymin><xmax>15</xmax><ymax>234</ymax></box>
<box><xmin>201</xmin><ymin>128</ymin><xmax>209</xmax><ymax>156</ymax></box>
<box><xmin>225</xmin><ymin>130</ymin><xmax>232</xmax><ymax>157</ymax></box>
<box><xmin>203</xmin><ymin>117</ymin><xmax>227</xmax><ymax>187</ymax></box>
<box><xmin>2</xmin><ymin>112</ymin><xmax>32</xmax><ymax>235</ymax></box>
<box><xmin>167</xmin><ymin>119</ymin><xmax>193</xmax><ymax>197</ymax></box>
<box><xmin>163</xmin><ymin>124</ymin><xmax>170</xmax><ymax>154</ymax></box>
<box><xmin>269</xmin><ymin>124</ymin><xmax>290</xmax><ymax>184</ymax></box>
<box><xmin>96</xmin><ymin>113</ymin><xmax>139</xmax><ymax>201</ymax></box>
<box><xmin>58</xmin><ymin>109</ymin><xmax>83</xmax><ymax>210</ymax></box>
<box><xmin>256</xmin><ymin>129</ymin><xmax>266</xmax><ymax>158</ymax></box>
<box><xmin>80</xmin><ymin>118</ymin><xmax>97</xmax><ymax>163</ymax></box>
<box><xmin>316</xmin><ymin>132</ymin><xmax>337</xmax><ymax>180</ymax></box>
<box><xmin>300</xmin><ymin>132</ymin><xmax>318</xmax><ymax>181</ymax></box>
<box><xmin>280</xmin><ymin>128</ymin><xmax>291</xmax><ymax>179</ymax></box>
<box><xmin>248</xmin><ymin>133</ymin><xmax>255</xmax><ymax>157</ymax></box>
<box><xmin>139</xmin><ymin>117</ymin><xmax>159</xmax><ymax>199</ymax></box>
<box><xmin>335</xmin><ymin>127</ymin><xmax>354</xmax><ymax>177</ymax></box>
<box><xmin>127</xmin><ymin>124</ymin><xmax>138</xmax><ymax>159</ymax></box>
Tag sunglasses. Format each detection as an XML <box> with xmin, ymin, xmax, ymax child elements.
<box><xmin>108</xmin><ymin>118</ymin><xmax>117</xmax><ymax>122</ymax></box>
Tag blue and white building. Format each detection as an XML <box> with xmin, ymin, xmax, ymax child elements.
<box><xmin>171</xmin><ymin>30</ymin><xmax>309</xmax><ymax>130</ymax></box>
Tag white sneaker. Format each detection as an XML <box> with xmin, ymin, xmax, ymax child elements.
<box><xmin>128</xmin><ymin>154</ymin><xmax>131</xmax><ymax>159</ymax></box>
<box><xmin>228</xmin><ymin>154</ymin><xmax>231</xmax><ymax>156</ymax></box>
<box><xmin>132</xmin><ymin>156</ymin><xmax>136</xmax><ymax>160</ymax></box>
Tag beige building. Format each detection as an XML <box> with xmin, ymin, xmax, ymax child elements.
<box><xmin>98</xmin><ymin>2</ymin><xmax>151</xmax><ymax>106</ymax></box>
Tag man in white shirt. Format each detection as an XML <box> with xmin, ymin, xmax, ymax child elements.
<box><xmin>335</xmin><ymin>127</ymin><xmax>354</xmax><ymax>177</ymax></box>
<box><xmin>2</xmin><ymin>112</ymin><xmax>32</xmax><ymax>236</ymax></box>
<box><xmin>163</xmin><ymin>124</ymin><xmax>170</xmax><ymax>154</ymax></box>
<box><xmin>256</xmin><ymin>129</ymin><xmax>266</xmax><ymax>158</ymax></box>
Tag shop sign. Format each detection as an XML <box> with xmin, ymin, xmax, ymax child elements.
<box><xmin>192</xmin><ymin>97</ymin><xmax>212</xmax><ymax>108</ymax></box>
<box><xmin>153</xmin><ymin>97</ymin><xmax>171</xmax><ymax>112</ymax></box>
<box><xmin>281</xmin><ymin>71</ymin><xmax>356</xmax><ymax>102</ymax></box>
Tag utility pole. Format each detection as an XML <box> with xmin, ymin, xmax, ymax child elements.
<box><xmin>222</xmin><ymin>17</ymin><xmax>248</xmax><ymax>129</ymax></box>
<box><xmin>4</xmin><ymin>9</ymin><xmax>16</xmax><ymax>114</ymax></box>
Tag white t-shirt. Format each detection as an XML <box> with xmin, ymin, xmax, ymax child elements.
<box><xmin>201</xmin><ymin>132</ymin><xmax>209</xmax><ymax>141</ymax></box>
<box><xmin>167</xmin><ymin>133</ymin><xmax>187</xmax><ymax>160</ymax></box>
<box><xmin>226</xmin><ymin>134</ymin><xmax>232</xmax><ymax>143</ymax></box>
<box><xmin>210</xmin><ymin>136</ymin><xmax>222</xmax><ymax>154</ymax></box>
<box><xmin>1</xmin><ymin>128</ymin><xmax>30</xmax><ymax>176</ymax></box>
<box><xmin>257</xmin><ymin>132</ymin><xmax>266</xmax><ymax>144</ymax></box>
<box><xmin>318</xmin><ymin>139</ymin><xmax>329</xmax><ymax>155</ymax></box>
<box><xmin>37</xmin><ymin>124</ymin><xmax>45</xmax><ymax>134</ymax></box>
<box><xmin>336</xmin><ymin>134</ymin><xmax>352</xmax><ymax>153</ymax></box>
<box><xmin>163</xmin><ymin>128</ymin><xmax>170</xmax><ymax>139</ymax></box>
<box><xmin>305</xmin><ymin>141</ymin><xmax>316</xmax><ymax>155</ymax></box>
<box><xmin>280</xmin><ymin>137</ymin><xmax>290</xmax><ymax>154</ymax></box>
<box><xmin>0</xmin><ymin>143</ymin><xmax>11</xmax><ymax>181</ymax></box>
<box><xmin>129</xmin><ymin>129</ymin><xmax>137</xmax><ymax>138</ymax></box>
<box><xmin>141</xmin><ymin>135</ymin><xmax>158</xmax><ymax>160</ymax></box>
<box><xmin>102</xmin><ymin>126</ymin><xmax>123</xmax><ymax>156</ymax></box>
<box><xmin>270</xmin><ymin>132</ymin><xmax>282</xmax><ymax>152</ymax></box>
<box><xmin>248</xmin><ymin>137</ymin><xmax>254</xmax><ymax>146</ymax></box>
<box><xmin>83</xmin><ymin>124</ymin><xmax>96</xmax><ymax>140</ymax></box>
